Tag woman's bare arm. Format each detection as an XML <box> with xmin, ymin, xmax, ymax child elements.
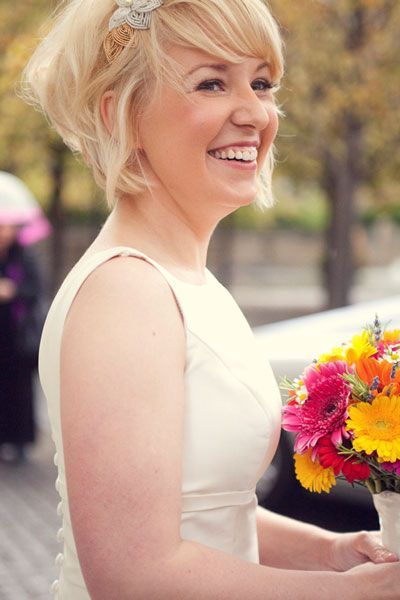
<box><xmin>256</xmin><ymin>505</ymin><xmax>397</xmax><ymax>574</ymax></box>
<box><xmin>256</xmin><ymin>506</ymin><xmax>335</xmax><ymax>571</ymax></box>
<box><xmin>60</xmin><ymin>257</ymin><xmax>400</xmax><ymax>600</ymax></box>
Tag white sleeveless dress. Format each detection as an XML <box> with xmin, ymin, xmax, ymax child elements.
<box><xmin>39</xmin><ymin>246</ymin><xmax>282</xmax><ymax>599</ymax></box>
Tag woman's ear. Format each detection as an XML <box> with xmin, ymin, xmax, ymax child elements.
<box><xmin>100</xmin><ymin>90</ymin><xmax>116</xmax><ymax>135</ymax></box>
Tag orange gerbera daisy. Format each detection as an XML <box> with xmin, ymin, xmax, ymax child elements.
<box><xmin>355</xmin><ymin>358</ymin><xmax>393</xmax><ymax>388</ymax></box>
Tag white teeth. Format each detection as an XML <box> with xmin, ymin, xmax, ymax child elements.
<box><xmin>209</xmin><ymin>147</ymin><xmax>258</xmax><ymax>162</ymax></box>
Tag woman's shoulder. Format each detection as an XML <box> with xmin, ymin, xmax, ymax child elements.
<box><xmin>68</xmin><ymin>248</ymin><xmax>184</xmax><ymax>328</ymax></box>
<box><xmin>59</xmin><ymin>248</ymin><xmax>186</xmax><ymax>384</ymax></box>
<box><xmin>42</xmin><ymin>244</ymin><xmax>187</xmax><ymax>353</ymax></box>
<box><xmin>80</xmin><ymin>248</ymin><xmax>170</xmax><ymax>291</ymax></box>
<box><xmin>63</xmin><ymin>244</ymin><xmax>175</xmax><ymax>301</ymax></box>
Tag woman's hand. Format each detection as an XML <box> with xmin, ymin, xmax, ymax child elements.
<box><xmin>328</xmin><ymin>530</ymin><xmax>398</xmax><ymax>572</ymax></box>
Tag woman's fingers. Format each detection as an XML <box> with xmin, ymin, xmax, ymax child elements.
<box><xmin>329</xmin><ymin>530</ymin><xmax>398</xmax><ymax>571</ymax></box>
<box><xmin>354</xmin><ymin>531</ymin><xmax>398</xmax><ymax>564</ymax></box>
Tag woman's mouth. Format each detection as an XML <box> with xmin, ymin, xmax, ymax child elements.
<box><xmin>207</xmin><ymin>146</ymin><xmax>258</xmax><ymax>171</ymax></box>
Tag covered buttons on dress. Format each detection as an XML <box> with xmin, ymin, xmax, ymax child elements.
<box><xmin>56</xmin><ymin>527</ymin><xmax>64</xmax><ymax>543</ymax></box>
<box><xmin>53</xmin><ymin>466</ymin><xmax>64</xmax><ymax>596</ymax></box>
<box><xmin>55</xmin><ymin>552</ymin><xmax>64</xmax><ymax>567</ymax></box>
<box><xmin>50</xmin><ymin>579</ymin><xmax>59</xmax><ymax>596</ymax></box>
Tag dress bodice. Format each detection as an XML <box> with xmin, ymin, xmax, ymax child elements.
<box><xmin>39</xmin><ymin>246</ymin><xmax>282</xmax><ymax>599</ymax></box>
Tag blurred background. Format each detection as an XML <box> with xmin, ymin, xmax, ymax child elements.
<box><xmin>0</xmin><ymin>0</ymin><xmax>399</xmax><ymax>598</ymax></box>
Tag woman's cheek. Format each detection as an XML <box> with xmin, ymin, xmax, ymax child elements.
<box><xmin>268</xmin><ymin>105</ymin><xmax>279</xmax><ymax>138</ymax></box>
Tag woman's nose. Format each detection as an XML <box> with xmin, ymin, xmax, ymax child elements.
<box><xmin>230</xmin><ymin>89</ymin><xmax>272</xmax><ymax>131</ymax></box>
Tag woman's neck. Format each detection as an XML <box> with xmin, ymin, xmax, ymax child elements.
<box><xmin>96</xmin><ymin>195</ymin><xmax>216</xmax><ymax>280</ymax></box>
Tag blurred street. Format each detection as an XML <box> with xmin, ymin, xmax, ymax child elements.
<box><xmin>0</xmin><ymin>380</ymin><xmax>59</xmax><ymax>600</ymax></box>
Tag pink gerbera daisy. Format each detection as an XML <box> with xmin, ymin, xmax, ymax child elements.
<box><xmin>282</xmin><ymin>361</ymin><xmax>351</xmax><ymax>454</ymax></box>
<box><xmin>380</xmin><ymin>460</ymin><xmax>400</xmax><ymax>476</ymax></box>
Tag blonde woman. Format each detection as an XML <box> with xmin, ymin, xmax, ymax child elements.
<box><xmin>23</xmin><ymin>1</ymin><xmax>399</xmax><ymax>598</ymax></box>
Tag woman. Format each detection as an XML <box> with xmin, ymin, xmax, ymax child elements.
<box><xmin>0</xmin><ymin>172</ymin><xmax>48</xmax><ymax>462</ymax></box>
<box><xmin>22</xmin><ymin>0</ymin><xmax>399</xmax><ymax>598</ymax></box>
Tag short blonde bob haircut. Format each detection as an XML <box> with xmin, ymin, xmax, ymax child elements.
<box><xmin>22</xmin><ymin>0</ymin><xmax>284</xmax><ymax>209</ymax></box>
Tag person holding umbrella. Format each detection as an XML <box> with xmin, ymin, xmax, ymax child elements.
<box><xmin>0</xmin><ymin>171</ymin><xmax>50</xmax><ymax>462</ymax></box>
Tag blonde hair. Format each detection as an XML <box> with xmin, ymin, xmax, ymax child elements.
<box><xmin>21</xmin><ymin>0</ymin><xmax>284</xmax><ymax>209</ymax></box>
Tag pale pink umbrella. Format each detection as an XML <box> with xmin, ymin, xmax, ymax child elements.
<box><xmin>0</xmin><ymin>171</ymin><xmax>52</xmax><ymax>245</ymax></box>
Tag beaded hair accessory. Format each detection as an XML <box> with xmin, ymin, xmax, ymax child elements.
<box><xmin>104</xmin><ymin>0</ymin><xmax>163</xmax><ymax>64</ymax></box>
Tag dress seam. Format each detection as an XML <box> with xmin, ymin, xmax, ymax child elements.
<box><xmin>185</xmin><ymin>328</ymin><xmax>269</xmax><ymax>420</ymax></box>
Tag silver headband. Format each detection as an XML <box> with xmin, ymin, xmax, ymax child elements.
<box><xmin>109</xmin><ymin>0</ymin><xmax>164</xmax><ymax>32</ymax></box>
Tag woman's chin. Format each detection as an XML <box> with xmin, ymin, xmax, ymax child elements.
<box><xmin>216</xmin><ymin>183</ymin><xmax>258</xmax><ymax>210</ymax></box>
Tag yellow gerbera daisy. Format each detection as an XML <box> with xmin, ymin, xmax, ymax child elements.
<box><xmin>383</xmin><ymin>330</ymin><xmax>400</xmax><ymax>345</ymax></box>
<box><xmin>318</xmin><ymin>346</ymin><xmax>345</xmax><ymax>363</ymax></box>
<box><xmin>345</xmin><ymin>330</ymin><xmax>376</xmax><ymax>365</ymax></box>
<box><xmin>294</xmin><ymin>449</ymin><xmax>336</xmax><ymax>493</ymax></box>
<box><xmin>346</xmin><ymin>395</ymin><xmax>400</xmax><ymax>462</ymax></box>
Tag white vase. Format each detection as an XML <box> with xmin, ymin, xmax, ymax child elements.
<box><xmin>373</xmin><ymin>491</ymin><xmax>400</xmax><ymax>556</ymax></box>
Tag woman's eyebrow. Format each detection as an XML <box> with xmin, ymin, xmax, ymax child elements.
<box><xmin>185</xmin><ymin>61</ymin><xmax>270</xmax><ymax>77</ymax></box>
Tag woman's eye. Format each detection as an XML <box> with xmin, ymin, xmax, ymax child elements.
<box><xmin>252</xmin><ymin>79</ymin><xmax>277</xmax><ymax>92</ymax></box>
<box><xmin>196</xmin><ymin>79</ymin><xmax>277</xmax><ymax>93</ymax></box>
<box><xmin>196</xmin><ymin>80</ymin><xmax>224</xmax><ymax>92</ymax></box>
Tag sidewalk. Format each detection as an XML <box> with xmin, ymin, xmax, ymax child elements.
<box><xmin>0</xmin><ymin>384</ymin><xmax>59</xmax><ymax>600</ymax></box>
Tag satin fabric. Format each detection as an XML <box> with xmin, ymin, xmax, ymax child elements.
<box><xmin>39</xmin><ymin>246</ymin><xmax>282</xmax><ymax>599</ymax></box>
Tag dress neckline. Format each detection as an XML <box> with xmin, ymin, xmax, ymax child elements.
<box><xmin>83</xmin><ymin>245</ymin><xmax>214</xmax><ymax>289</ymax></box>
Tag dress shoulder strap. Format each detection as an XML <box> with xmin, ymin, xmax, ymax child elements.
<box><xmin>38</xmin><ymin>246</ymin><xmax>187</xmax><ymax>396</ymax></box>
<box><xmin>74</xmin><ymin>245</ymin><xmax>185</xmax><ymax>321</ymax></box>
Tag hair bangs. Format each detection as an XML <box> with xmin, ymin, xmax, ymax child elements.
<box><xmin>154</xmin><ymin>0</ymin><xmax>283</xmax><ymax>84</ymax></box>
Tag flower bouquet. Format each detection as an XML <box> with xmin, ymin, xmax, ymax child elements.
<box><xmin>281</xmin><ymin>316</ymin><xmax>400</xmax><ymax>555</ymax></box>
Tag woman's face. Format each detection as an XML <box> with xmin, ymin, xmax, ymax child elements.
<box><xmin>0</xmin><ymin>224</ymin><xmax>18</xmax><ymax>252</ymax></box>
<box><xmin>137</xmin><ymin>46</ymin><xmax>279</xmax><ymax>219</ymax></box>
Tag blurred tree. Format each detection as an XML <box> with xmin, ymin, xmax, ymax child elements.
<box><xmin>1</xmin><ymin>1</ymin><xmax>399</xmax><ymax>299</ymax></box>
<box><xmin>271</xmin><ymin>0</ymin><xmax>400</xmax><ymax>307</ymax></box>
<box><xmin>0</xmin><ymin>0</ymin><xmax>99</xmax><ymax>291</ymax></box>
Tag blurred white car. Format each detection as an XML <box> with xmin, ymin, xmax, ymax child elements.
<box><xmin>253</xmin><ymin>295</ymin><xmax>400</xmax><ymax>514</ymax></box>
<box><xmin>255</xmin><ymin>295</ymin><xmax>400</xmax><ymax>381</ymax></box>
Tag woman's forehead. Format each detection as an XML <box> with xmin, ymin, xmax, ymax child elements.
<box><xmin>167</xmin><ymin>45</ymin><xmax>271</xmax><ymax>76</ymax></box>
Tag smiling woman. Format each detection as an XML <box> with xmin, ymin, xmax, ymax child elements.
<box><xmin>22</xmin><ymin>0</ymin><xmax>283</xmax><ymax>210</ymax></box>
<box><xmin>108</xmin><ymin>45</ymin><xmax>282</xmax><ymax>221</ymax></box>
<box><xmin>20</xmin><ymin>1</ymin><xmax>400</xmax><ymax>599</ymax></box>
